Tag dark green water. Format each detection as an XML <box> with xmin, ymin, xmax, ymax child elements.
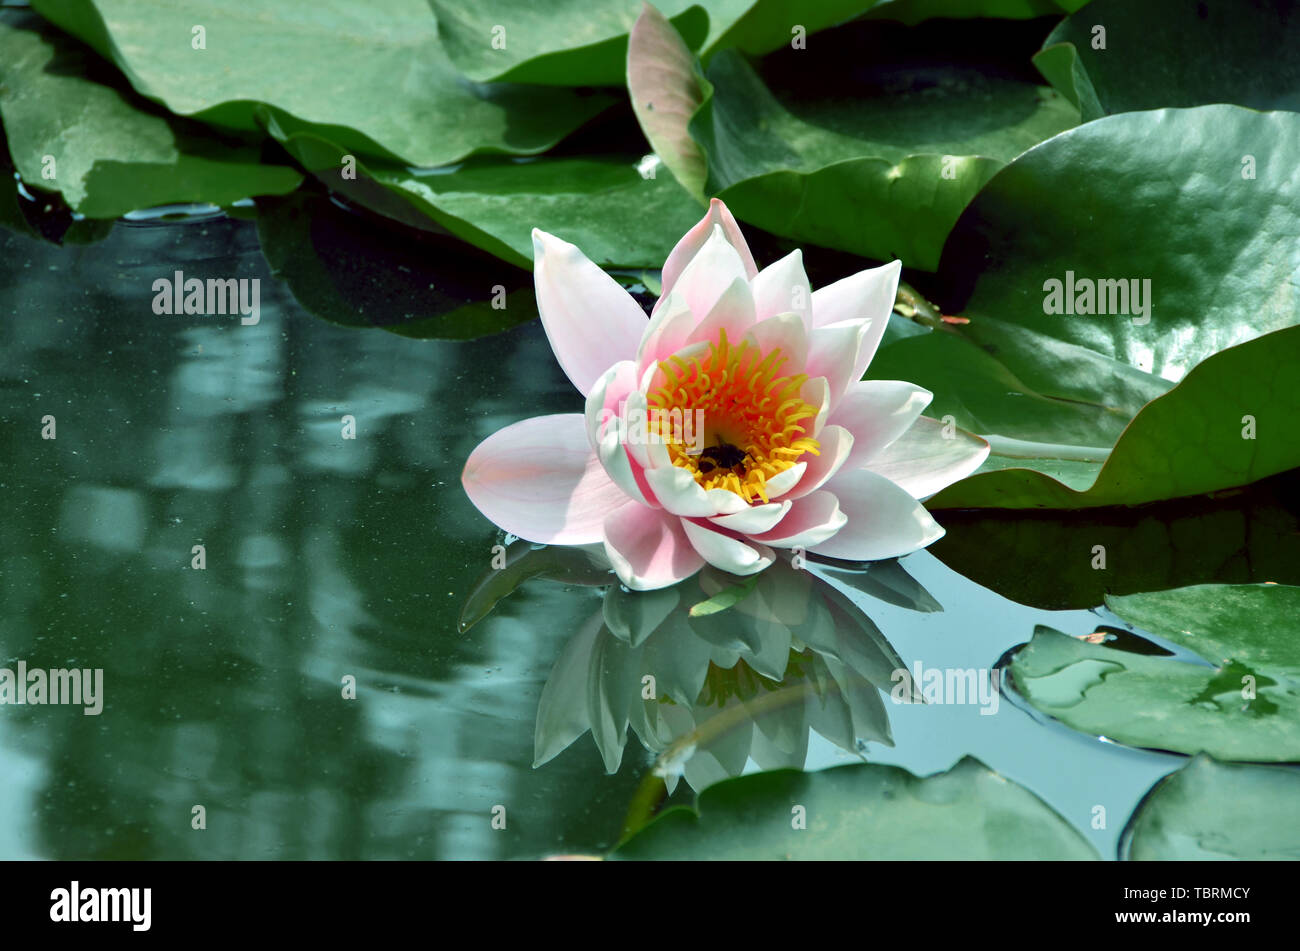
<box><xmin>0</xmin><ymin>214</ymin><xmax>1185</xmax><ymax>859</ymax></box>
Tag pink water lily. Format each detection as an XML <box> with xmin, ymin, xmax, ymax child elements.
<box><xmin>462</xmin><ymin>199</ymin><xmax>989</xmax><ymax>591</ymax></box>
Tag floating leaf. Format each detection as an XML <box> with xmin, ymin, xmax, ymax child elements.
<box><xmin>1034</xmin><ymin>0</ymin><xmax>1300</xmax><ymax>121</ymax></box>
<box><xmin>1009</xmin><ymin>585</ymin><xmax>1300</xmax><ymax>762</ymax></box>
<box><xmin>612</xmin><ymin>757</ymin><xmax>1100</xmax><ymax>859</ymax></box>
<box><xmin>30</xmin><ymin>0</ymin><xmax>612</xmax><ymax>166</ymax></box>
<box><xmin>927</xmin><ymin>326</ymin><xmax>1300</xmax><ymax>509</ymax></box>
<box><xmin>690</xmin><ymin>23</ymin><xmax>1078</xmax><ymax>269</ymax></box>
<box><xmin>1123</xmin><ymin>756</ymin><xmax>1300</xmax><ymax>861</ymax></box>
<box><xmin>0</xmin><ymin>10</ymin><xmax>301</xmax><ymax>218</ymax></box>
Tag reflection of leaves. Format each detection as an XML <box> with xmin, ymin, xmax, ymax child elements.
<box><xmin>613</xmin><ymin>756</ymin><xmax>1099</xmax><ymax>860</ymax></box>
<box><xmin>1009</xmin><ymin>585</ymin><xmax>1300</xmax><ymax>761</ymax></box>
<box><xmin>1123</xmin><ymin>756</ymin><xmax>1300</xmax><ymax>861</ymax></box>
<box><xmin>687</xmin><ymin>575</ymin><xmax>759</xmax><ymax>618</ymax></box>
<box><xmin>811</xmin><ymin>557</ymin><xmax>942</xmax><ymax>613</ymax></box>
<box><xmin>458</xmin><ymin>541</ymin><xmax>612</xmax><ymax>633</ymax></box>
<box><xmin>930</xmin><ymin>471</ymin><xmax>1300</xmax><ymax>609</ymax></box>
<box><xmin>255</xmin><ymin>192</ymin><xmax>538</xmax><ymax>340</ymax></box>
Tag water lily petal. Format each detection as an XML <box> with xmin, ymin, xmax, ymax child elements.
<box><xmin>745</xmin><ymin>311</ymin><xmax>808</xmax><ymax>375</ymax></box>
<box><xmin>584</xmin><ymin>360</ymin><xmax>638</xmax><ymax>450</ymax></box>
<box><xmin>603</xmin><ymin>503</ymin><xmax>706</xmax><ymax>590</ymax></box>
<box><xmin>786</xmin><ymin>424</ymin><xmax>854</xmax><ymax>499</ymax></box>
<box><xmin>667</xmin><ymin>224</ymin><xmax>751</xmax><ymax>327</ymax></box>
<box><xmin>833</xmin><ymin>380</ymin><xmax>934</xmax><ymax>471</ymax></box>
<box><xmin>810</xmin><ymin>468</ymin><xmax>944</xmax><ymax>560</ymax></box>
<box><xmin>681</xmin><ymin>520</ymin><xmax>775</xmax><ymax>575</ymax></box>
<box><xmin>659</xmin><ymin>198</ymin><xmax>757</xmax><ymax>304</ymax></box>
<box><xmin>645</xmin><ymin>464</ymin><xmax>746</xmax><ymax>517</ymax></box>
<box><xmin>810</xmin><ymin>258</ymin><xmax>901</xmax><ymax>329</ymax></box>
<box><xmin>801</xmin><ymin>375</ymin><xmax>831</xmax><ymax>438</ymax></box>
<box><xmin>805</xmin><ymin>318</ymin><xmax>870</xmax><ymax>404</ymax></box>
<box><xmin>762</xmin><ymin>461</ymin><xmax>807</xmax><ymax>499</ymax></box>
<box><xmin>752</xmin><ymin>490</ymin><xmax>847</xmax><ymax>548</ymax></box>
<box><xmin>637</xmin><ymin>288</ymin><xmax>698</xmax><ymax>376</ymax></box>
<box><xmin>533</xmin><ymin>229</ymin><xmax>648</xmax><ymax>396</ymax></box>
<box><xmin>751</xmin><ymin>249</ymin><xmax>812</xmax><ymax>329</ymax></box>
<box><xmin>462</xmin><ymin>414</ymin><xmax>631</xmax><ymax>545</ymax></box>
<box><xmin>864</xmin><ymin>415</ymin><xmax>990</xmax><ymax>500</ymax></box>
<box><xmin>708</xmin><ymin>500</ymin><xmax>791</xmax><ymax>534</ymax></box>
<box><xmin>684</xmin><ymin>275</ymin><xmax>757</xmax><ymax>349</ymax></box>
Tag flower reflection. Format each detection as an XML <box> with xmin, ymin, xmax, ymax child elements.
<box><xmin>461</xmin><ymin>543</ymin><xmax>929</xmax><ymax>792</ymax></box>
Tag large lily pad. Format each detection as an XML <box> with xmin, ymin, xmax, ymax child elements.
<box><xmin>926</xmin><ymin>326</ymin><xmax>1300</xmax><ymax>510</ymax></box>
<box><xmin>1123</xmin><ymin>756</ymin><xmax>1300</xmax><ymax>861</ymax></box>
<box><xmin>29</xmin><ymin>0</ymin><xmax>612</xmax><ymax>166</ymax></box>
<box><xmin>1034</xmin><ymin>0</ymin><xmax>1300</xmax><ymax>122</ymax></box>
<box><xmin>430</xmin><ymin>0</ymin><xmax>750</xmax><ymax>85</ymax></box>
<box><xmin>938</xmin><ymin>106</ymin><xmax>1300</xmax><ymax>381</ymax></box>
<box><xmin>691</xmin><ymin>37</ymin><xmax>1078</xmax><ymax>269</ymax></box>
<box><xmin>1009</xmin><ymin>584</ymin><xmax>1300</xmax><ymax>762</ymax></box>
<box><xmin>0</xmin><ymin>10</ymin><xmax>301</xmax><ymax>218</ymax></box>
<box><xmin>279</xmin><ymin>128</ymin><xmax>706</xmax><ymax>268</ymax></box>
<box><xmin>612</xmin><ymin>756</ymin><xmax>1099</xmax><ymax>859</ymax></box>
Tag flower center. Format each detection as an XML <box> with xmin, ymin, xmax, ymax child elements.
<box><xmin>646</xmin><ymin>328</ymin><xmax>820</xmax><ymax>504</ymax></box>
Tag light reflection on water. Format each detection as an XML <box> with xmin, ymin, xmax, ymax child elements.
<box><xmin>0</xmin><ymin>214</ymin><xmax>1179</xmax><ymax>860</ymax></box>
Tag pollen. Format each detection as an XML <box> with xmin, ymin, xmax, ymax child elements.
<box><xmin>646</xmin><ymin>328</ymin><xmax>820</xmax><ymax>504</ymax></box>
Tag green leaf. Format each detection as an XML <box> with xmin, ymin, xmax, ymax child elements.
<box><xmin>612</xmin><ymin>756</ymin><xmax>1100</xmax><ymax>859</ymax></box>
<box><xmin>688</xmin><ymin>574</ymin><xmax>760</xmax><ymax>617</ymax></box>
<box><xmin>627</xmin><ymin>3</ymin><xmax>710</xmax><ymax>203</ymax></box>
<box><xmin>1034</xmin><ymin>0</ymin><xmax>1300</xmax><ymax>121</ymax></box>
<box><xmin>701</xmin><ymin>1</ymin><xmax>881</xmax><ymax>58</ymax></box>
<box><xmin>927</xmin><ymin>326</ymin><xmax>1300</xmax><ymax>509</ymax></box>
<box><xmin>1009</xmin><ymin>584</ymin><xmax>1300</xmax><ymax>762</ymax></box>
<box><xmin>1124</xmin><ymin>756</ymin><xmax>1300</xmax><ymax>861</ymax></box>
<box><xmin>428</xmin><ymin>0</ymin><xmax>753</xmax><ymax>85</ymax></box>
<box><xmin>690</xmin><ymin>39</ymin><xmax>1078</xmax><ymax>269</ymax></box>
<box><xmin>29</xmin><ymin>0</ymin><xmax>613</xmax><ymax>166</ymax></box>
<box><xmin>0</xmin><ymin>10</ymin><xmax>301</xmax><ymax>218</ymax></box>
<box><xmin>930</xmin><ymin>471</ymin><xmax>1300</xmax><ymax>610</ymax></box>
<box><xmin>867</xmin><ymin>317</ymin><xmax>1170</xmax><ymax>452</ymax></box>
<box><xmin>279</xmin><ymin>129</ymin><xmax>708</xmax><ymax>268</ymax></box>
<box><xmin>939</xmin><ymin>106</ymin><xmax>1300</xmax><ymax>380</ymax></box>
<box><xmin>254</xmin><ymin>192</ymin><xmax>540</xmax><ymax>341</ymax></box>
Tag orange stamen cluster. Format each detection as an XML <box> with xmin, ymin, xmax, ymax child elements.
<box><xmin>646</xmin><ymin>328</ymin><xmax>820</xmax><ymax>504</ymax></box>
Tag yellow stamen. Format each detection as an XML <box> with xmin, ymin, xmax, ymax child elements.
<box><xmin>646</xmin><ymin>328</ymin><xmax>821</xmax><ymax>505</ymax></box>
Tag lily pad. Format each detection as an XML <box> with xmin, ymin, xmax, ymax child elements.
<box><xmin>279</xmin><ymin>128</ymin><xmax>708</xmax><ymax>268</ymax></box>
<box><xmin>938</xmin><ymin>106</ymin><xmax>1300</xmax><ymax>381</ymax></box>
<box><xmin>29</xmin><ymin>0</ymin><xmax>613</xmax><ymax>166</ymax></box>
<box><xmin>1009</xmin><ymin>584</ymin><xmax>1300</xmax><ymax>762</ymax></box>
<box><xmin>691</xmin><ymin>34</ymin><xmax>1078</xmax><ymax>269</ymax></box>
<box><xmin>612</xmin><ymin>756</ymin><xmax>1100</xmax><ymax>859</ymax></box>
<box><xmin>1034</xmin><ymin>0</ymin><xmax>1300</xmax><ymax>122</ymax></box>
<box><xmin>1123</xmin><ymin>756</ymin><xmax>1300</xmax><ymax>861</ymax></box>
<box><xmin>926</xmin><ymin>326</ymin><xmax>1300</xmax><ymax>509</ymax></box>
<box><xmin>0</xmin><ymin>10</ymin><xmax>302</xmax><ymax>218</ymax></box>
<box><xmin>430</xmin><ymin>0</ymin><xmax>752</xmax><ymax>85</ymax></box>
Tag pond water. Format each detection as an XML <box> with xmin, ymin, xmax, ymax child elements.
<box><xmin>0</xmin><ymin>212</ymin><xmax>1193</xmax><ymax>860</ymax></box>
